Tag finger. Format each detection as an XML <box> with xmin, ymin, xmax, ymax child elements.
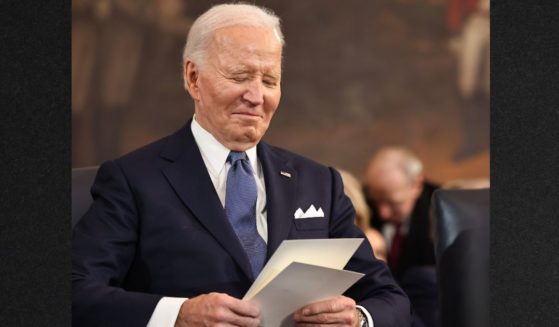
<box><xmin>208</xmin><ymin>304</ymin><xmax>260</xmax><ymax>327</ymax></box>
<box><xmin>296</xmin><ymin>296</ymin><xmax>355</xmax><ymax>316</ymax></box>
<box><xmin>218</xmin><ymin>293</ymin><xmax>261</xmax><ymax>318</ymax></box>
<box><xmin>214</xmin><ymin>322</ymin><xmax>257</xmax><ymax>327</ymax></box>
<box><xmin>294</xmin><ymin>310</ymin><xmax>356</xmax><ymax>325</ymax></box>
<box><xmin>228</xmin><ymin>314</ymin><xmax>261</xmax><ymax>327</ymax></box>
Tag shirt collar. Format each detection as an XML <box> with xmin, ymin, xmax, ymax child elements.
<box><xmin>191</xmin><ymin>115</ymin><xmax>258</xmax><ymax>174</ymax></box>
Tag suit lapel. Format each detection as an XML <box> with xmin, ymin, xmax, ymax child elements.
<box><xmin>258</xmin><ymin>142</ymin><xmax>297</xmax><ymax>258</ymax></box>
<box><xmin>159</xmin><ymin>123</ymin><xmax>254</xmax><ymax>280</ymax></box>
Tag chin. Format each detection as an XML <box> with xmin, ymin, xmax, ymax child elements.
<box><xmin>239</xmin><ymin>125</ymin><xmax>266</xmax><ymax>140</ymax></box>
<box><xmin>240</xmin><ymin>133</ymin><xmax>262</xmax><ymax>145</ymax></box>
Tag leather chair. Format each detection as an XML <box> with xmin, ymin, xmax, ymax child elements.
<box><xmin>72</xmin><ymin>166</ymin><xmax>99</xmax><ymax>228</ymax></box>
<box><xmin>431</xmin><ymin>188</ymin><xmax>489</xmax><ymax>327</ymax></box>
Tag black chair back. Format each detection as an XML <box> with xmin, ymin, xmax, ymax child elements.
<box><xmin>431</xmin><ymin>188</ymin><xmax>489</xmax><ymax>327</ymax></box>
<box><xmin>72</xmin><ymin>166</ymin><xmax>98</xmax><ymax>228</ymax></box>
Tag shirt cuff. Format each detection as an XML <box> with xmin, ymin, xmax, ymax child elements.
<box><xmin>146</xmin><ymin>297</ymin><xmax>188</xmax><ymax>327</ymax></box>
<box><xmin>356</xmin><ymin>305</ymin><xmax>374</xmax><ymax>327</ymax></box>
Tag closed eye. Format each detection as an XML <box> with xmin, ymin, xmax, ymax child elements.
<box><xmin>263</xmin><ymin>78</ymin><xmax>279</xmax><ymax>88</ymax></box>
<box><xmin>231</xmin><ymin>75</ymin><xmax>249</xmax><ymax>83</ymax></box>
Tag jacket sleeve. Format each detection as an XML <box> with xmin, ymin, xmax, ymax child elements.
<box><xmin>72</xmin><ymin>160</ymin><xmax>162</xmax><ymax>327</ymax></box>
<box><xmin>328</xmin><ymin>167</ymin><xmax>412</xmax><ymax>327</ymax></box>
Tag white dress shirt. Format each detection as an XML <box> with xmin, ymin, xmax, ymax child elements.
<box><xmin>147</xmin><ymin>117</ymin><xmax>373</xmax><ymax>326</ymax></box>
<box><xmin>382</xmin><ymin>219</ymin><xmax>410</xmax><ymax>253</ymax></box>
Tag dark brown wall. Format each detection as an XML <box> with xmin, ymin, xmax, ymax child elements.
<box><xmin>72</xmin><ymin>0</ymin><xmax>489</xmax><ymax>183</ymax></box>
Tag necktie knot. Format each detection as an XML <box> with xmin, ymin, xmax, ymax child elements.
<box><xmin>227</xmin><ymin>151</ymin><xmax>248</xmax><ymax>164</ymax></box>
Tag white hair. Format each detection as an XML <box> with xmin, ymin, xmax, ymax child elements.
<box><xmin>368</xmin><ymin>146</ymin><xmax>424</xmax><ymax>183</ymax></box>
<box><xmin>398</xmin><ymin>148</ymin><xmax>423</xmax><ymax>180</ymax></box>
<box><xmin>182</xmin><ymin>3</ymin><xmax>285</xmax><ymax>70</ymax></box>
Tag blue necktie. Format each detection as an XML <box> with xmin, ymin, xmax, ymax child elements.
<box><xmin>225</xmin><ymin>151</ymin><xmax>267</xmax><ymax>278</ymax></box>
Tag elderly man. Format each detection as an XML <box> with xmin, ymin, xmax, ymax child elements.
<box><xmin>364</xmin><ymin>147</ymin><xmax>438</xmax><ymax>280</ymax></box>
<box><xmin>72</xmin><ymin>4</ymin><xmax>410</xmax><ymax>327</ymax></box>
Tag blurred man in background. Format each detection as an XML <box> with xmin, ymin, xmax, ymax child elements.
<box><xmin>364</xmin><ymin>147</ymin><xmax>437</xmax><ymax>279</ymax></box>
<box><xmin>364</xmin><ymin>147</ymin><xmax>439</xmax><ymax>327</ymax></box>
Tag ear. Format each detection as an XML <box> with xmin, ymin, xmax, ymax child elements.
<box><xmin>184</xmin><ymin>60</ymin><xmax>200</xmax><ymax>101</ymax></box>
<box><xmin>412</xmin><ymin>174</ymin><xmax>424</xmax><ymax>196</ymax></box>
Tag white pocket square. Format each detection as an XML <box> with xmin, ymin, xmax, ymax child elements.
<box><xmin>294</xmin><ymin>205</ymin><xmax>325</xmax><ymax>219</ymax></box>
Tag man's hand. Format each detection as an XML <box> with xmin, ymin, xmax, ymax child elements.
<box><xmin>293</xmin><ymin>295</ymin><xmax>360</xmax><ymax>327</ymax></box>
<box><xmin>175</xmin><ymin>292</ymin><xmax>261</xmax><ymax>327</ymax></box>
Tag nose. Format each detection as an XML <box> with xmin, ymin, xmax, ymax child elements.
<box><xmin>378</xmin><ymin>204</ymin><xmax>392</xmax><ymax>221</ymax></box>
<box><xmin>242</xmin><ymin>80</ymin><xmax>264</xmax><ymax>106</ymax></box>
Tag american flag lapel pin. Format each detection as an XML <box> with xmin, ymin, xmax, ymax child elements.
<box><xmin>280</xmin><ymin>170</ymin><xmax>291</xmax><ymax>178</ymax></box>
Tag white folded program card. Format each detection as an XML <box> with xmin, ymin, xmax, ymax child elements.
<box><xmin>243</xmin><ymin>238</ymin><xmax>365</xmax><ymax>327</ymax></box>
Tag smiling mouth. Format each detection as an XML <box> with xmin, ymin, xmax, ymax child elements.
<box><xmin>232</xmin><ymin>112</ymin><xmax>262</xmax><ymax>119</ymax></box>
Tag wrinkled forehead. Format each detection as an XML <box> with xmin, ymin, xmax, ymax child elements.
<box><xmin>210</xmin><ymin>25</ymin><xmax>282</xmax><ymax>53</ymax></box>
<box><xmin>206</xmin><ymin>25</ymin><xmax>283</xmax><ymax>73</ymax></box>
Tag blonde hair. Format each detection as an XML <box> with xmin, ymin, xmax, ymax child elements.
<box><xmin>338</xmin><ymin>169</ymin><xmax>371</xmax><ymax>230</ymax></box>
<box><xmin>339</xmin><ymin>169</ymin><xmax>387</xmax><ymax>261</ymax></box>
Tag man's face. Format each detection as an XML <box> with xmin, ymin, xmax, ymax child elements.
<box><xmin>367</xmin><ymin>169</ymin><xmax>421</xmax><ymax>224</ymax></box>
<box><xmin>185</xmin><ymin>25</ymin><xmax>282</xmax><ymax>151</ymax></box>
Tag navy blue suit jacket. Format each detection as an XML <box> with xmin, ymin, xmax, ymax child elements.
<box><xmin>72</xmin><ymin>121</ymin><xmax>411</xmax><ymax>326</ymax></box>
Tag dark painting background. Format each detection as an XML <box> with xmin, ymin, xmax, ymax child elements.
<box><xmin>72</xmin><ymin>0</ymin><xmax>489</xmax><ymax>183</ymax></box>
